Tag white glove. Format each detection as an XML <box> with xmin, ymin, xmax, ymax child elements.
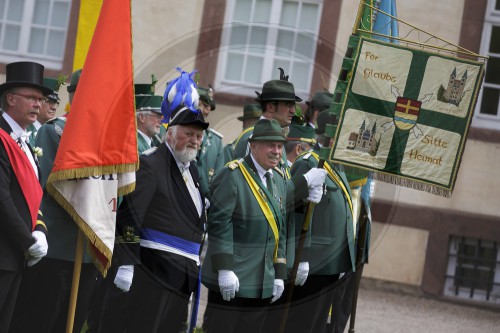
<box><xmin>114</xmin><ymin>265</ymin><xmax>134</xmax><ymax>292</ymax></box>
<box><xmin>306</xmin><ymin>185</ymin><xmax>323</xmax><ymax>204</ymax></box>
<box><xmin>27</xmin><ymin>257</ymin><xmax>42</xmax><ymax>267</ymax></box>
<box><xmin>218</xmin><ymin>270</ymin><xmax>239</xmax><ymax>301</ymax></box>
<box><xmin>28</xmin><ymin>231</ymin><xmax>48</xmax><ymax>258</ymax></box>
<box><xmin>204</xmin><ymin>197</ymin><xmax>210</xmax><ymax>210</ymax></box>
<box><xmin>295</xmin><ymin>262</ymin><xmax>309</xmax><ymax>286</ymax></box>
<box><xmin>271</xmin><ymin>279</ymin><xmax>284</xmax><ymax>303</ymax></box>
<box><xmin>303</xmin><ymin>168</ymin><xmax>327</xmax><ymax>188</ymax></box>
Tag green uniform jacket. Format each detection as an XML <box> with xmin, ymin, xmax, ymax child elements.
<box><xmin>232</xmin><ymin>127</ymin><xmax>253</xmax><ymax>159</ymax></box>
<box><xmin>202</xmin><ymin>155</ymin><xmax>288</xmax><ymax>299</ymax></box>
<box><xmin>27</xmin><ymin>122</ymin><xmax>38</xmax><ymax>147</ymax></box>
<box><xmin>196</xmin><ymin>128</ymin><xmax>224</xmax><ymax>197</ymax></box>
<box><xmin>222</xmin><ymin>140</ymin><xmax>235</xmax><ymax>165</ymax></box>
<box><xmin>291</xmin><ymin>150</ymin><xmax>356</xmax><ymax>275</ymax></box>
<box><xmin>35</xmin><ymin>117</ymin><xmax>92</xmax><ymax>263</ymax></box>
<box><xmin>137</xmin><ymin>132</ymin><xmax>152</xmax><ymax>154</ymax></box>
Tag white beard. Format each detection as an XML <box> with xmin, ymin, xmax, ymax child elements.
<box><xmin>173</xmin><ymin>146</ymin><xmax>197</xmax><ymax>164</ymax></box>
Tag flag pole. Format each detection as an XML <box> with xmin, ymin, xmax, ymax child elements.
<box><xmin>65</xmin><ymin>230</ymin><xmax>84</xmax><ymax>333</ymax></box>
<box><xmin>279</xmin><ymin>114</ymin><xmax>336</xmax><ymax>333</ymax></box>
<box><xmin>348</xmin><ymin>203</ymin><xmax>369</xmax><ymax>333</ymax></box>
<box><xmin>353</xmin><ymin>0</ymin><xmax>367</xmax><ymax>35</ymax></box>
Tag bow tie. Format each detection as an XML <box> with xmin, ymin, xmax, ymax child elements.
<box><xmin>19</xmin><ymin>131</ymin><xmax>32</xmax><ymax>142</ymax></box>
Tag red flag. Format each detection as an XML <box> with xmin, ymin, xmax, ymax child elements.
<box><xmin>46</xmin><ymin>0</ymin><xmax>137</xmax><ymax>276</ymax></box>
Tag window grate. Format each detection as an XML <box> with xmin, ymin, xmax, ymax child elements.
<box><xmin>444</xmin><ymin>236</ymin><xmax>500</xmax><ymax>304</ymax></box>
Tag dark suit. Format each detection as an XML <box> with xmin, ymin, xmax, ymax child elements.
<box><xmin>0</xmin><ymin>116</ymin><xmax>44</xmax><ymax>332</ymax></box>
<box><xmin>96</xmin><ymin>143</ymin><xmax>206</xmax><ymax>333</ymax></box>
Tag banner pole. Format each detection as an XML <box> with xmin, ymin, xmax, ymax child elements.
<box><xmin>353</xmin><ymin>0</ymin><xmax>367</xmax><ymax>35</ymax></box>
<box><xmin>65</xmin><ymin>229</ymin><xmax>84</xmax><ymax>333</ymax></box>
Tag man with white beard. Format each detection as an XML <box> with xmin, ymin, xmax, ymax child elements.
<box><xmin>96</xmin><ymin>103</ymin><xmax>209</xmax><ymax>333</ymax></box>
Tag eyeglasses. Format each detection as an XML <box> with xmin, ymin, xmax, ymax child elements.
<box><xmin>46</xmin><ymin>99</ymin><xmax>60</xmax><ymax>107</ymax></box>
<box><xmin>10</xmin><ymin>92</ymin><xmax>47</xmax><ymax>105</ymax></box>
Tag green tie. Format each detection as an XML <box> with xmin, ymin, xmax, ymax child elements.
<box><xmin>265</xmin><ymin>172</ymin><xmax>273</xmax><ymax>197</ymax></box>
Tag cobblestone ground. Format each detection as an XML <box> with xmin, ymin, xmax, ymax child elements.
<box><xmin>194</xmin><ymin>279</ymin><xmax>500</xmax><ymax>333</ymax></box>
<box><xmin>345</xmin><ymin>282</ymin><xmax>500</xmax><ymax>333</ymax></box>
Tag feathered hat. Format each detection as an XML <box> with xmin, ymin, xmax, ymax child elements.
<box><xmin>160</xmin><ymin>67</ymin><xmax>208</xmax><ymax>129</ymax></box>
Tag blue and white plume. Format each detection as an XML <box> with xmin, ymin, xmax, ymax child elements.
<box><xmin>161</xmin><ymin>67</ymin><xmax>200</xmax><ymax>123</ymax></box>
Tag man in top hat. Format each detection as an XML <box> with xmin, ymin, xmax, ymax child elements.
<box><xmin>196</xmin><ymin>85</ymin><xmax>224</xmax><ymax>197</ymax></box>
<box><xmin>223</xmin><ymin>103</ymin><xmax>262</xmax><ymax>164</ymax></box>
<box><xmin>10</xmin><ymin>68</ymin><xmax>98</xmax><ymax>333</ymax></box>
<box><xmin>304</xmin><ymin>90</ymin><xmax>334</xmax><ymax>129</ymax></box>
<box><xmin>0</xmin><ymin>61</ymin><xmax>49</xmax><ymax>332</ymax></box>
<box><xmin>96</xmin><ymin>86</ymin><xmax>209</xmax><ymax>333</ymax></box>
<box><xmin>202</xmin><ymin>119</ymin><xmax>289</xmax><ymax>333</ymax></box>
<box><xmin>135</xmin><ymin>84</ymin><xmax>163</xmax><ymax>154</ymax></box>
<box><xmin>282</xmin><ymin>109</ymin><xmax>355</xmax><ymax>333</ymax></box>
<box><xmin>27</xmin><ymin>77</ymin><xmax>62</xmax><ymax>146</ymax></box>
<box><xmin>285</xmin><ymin>119</ymin><xmax>316</xmax><ymax>167</ymax></box>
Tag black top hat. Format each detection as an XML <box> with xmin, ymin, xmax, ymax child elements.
<box><xmin>237</xmin><ymin>104</ymin><xmax>262</xmax><ymax>121</ymax></box>
<box><xmin>169</xmin><ymin>105</ymin><xmax>209</xmax><ymax>130</ymax></box>
<box><xmin>0</xmin><ymin>61</ymin><xmax>52</xmax><ymax>96</ymax></box>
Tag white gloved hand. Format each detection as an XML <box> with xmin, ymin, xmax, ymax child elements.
<box><xmin>271</xmin><ymin>279</ymin><xmax>284</xmax><ymax>303</ymax></box>
<box><xmin>204</xmin><ymin>197</ymin><xmax>211</xmax><ymax>210</ymax></box>
<box><xmin>28</xmin><ymin>231</ymin><xmax>48</xmax><ymax>258</ymax></box>
<box><xmin>295</xmin><ymin>262</ymin><xmax>309</xmax><ymax>286</ymax></box>
<box><xmin>114</xmin><ymin>265</ymin><xmax>134</xmax><ymax>292</ymax></box>
<box><xmin>27</xmin><ymin>257</ymin><xmax>42</xmax><ymax>267</ymax></box>
<box><xmin>306</xmin><ymin>185</ymin><xmax>323</xmax><ymax>204</ymax></box>
<box><xmin>303</xmin><ymin>168</ymin><xmax>327</xmax><ymax>188</ymax></box>
<box><xmin>218</xmin><ymin>270</ymin><xmax>239</xmax><ymax>301</ymax></box>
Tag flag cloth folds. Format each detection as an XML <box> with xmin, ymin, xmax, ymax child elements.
<box><xmin>46</xmin><ymin>0</ymin><xmax>137</xmax><ymax>276</ymax></box>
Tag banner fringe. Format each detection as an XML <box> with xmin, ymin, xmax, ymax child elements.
<box><xmin>47</xmin><ymin>163</ymin><xmax>138</xmax><ymax>184</ymax></box>
<box><xmin>46</xmin><ymin>182</ymin><xmax>113</xmax><ymax>277</ymax></box>
<box><xmin>118</xmin><ymin>182</ymin><xmax>136</xmax><ymax>196</ymax></box>
<box><xmin>372</xmin><ymin>172</ymin><xmax>451</xmax><ymax>198</ymax></box>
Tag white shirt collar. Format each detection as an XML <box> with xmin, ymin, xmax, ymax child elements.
<box><xmin>2</xmin><ymin>113</ymin><xmax>26</xmax><ymax>141</ymax></box>
<box><xmin>138</xmin><ymin>130</ymin><xmax>152</xmax><ymax>147</ymax></box>
<box><xmin>250</xmin><ymin>153</ymin><xmax>273</xmax><ymax>180</ymax></box>
<box><xmin>33</xmin><ymin>120</ymin><xmax>42</xmax><ymax>130</ymax></box>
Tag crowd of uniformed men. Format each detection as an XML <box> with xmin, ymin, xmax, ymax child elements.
<box><xmin>0</xmin><ymin>61</ymin><xmax>372</xmax><ymax>333</ymax></box>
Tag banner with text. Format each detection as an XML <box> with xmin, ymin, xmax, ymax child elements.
<box><xmin>329</xmin><ymin>37</ymin><xmax>484</xmax><ymax>196</ymax></box>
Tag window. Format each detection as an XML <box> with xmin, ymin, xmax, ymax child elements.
<box><xmin>215</xmin><ymin>0</ymin><xmax>322</xmax><ymax>97</ymax></box>
<box><xmin>0</xmin><ymin>0</ymin><xmax>71</xmax><ymax>70</ymax></box>
<box><xmin>474</xmin><ymin>0</ymin><xmax>500</xmax><ymax>129</ymax></box>
<box><xmin>444</xmin><ymin>236</ymin><xmax>500</xmax><ymax>304</ymax></box>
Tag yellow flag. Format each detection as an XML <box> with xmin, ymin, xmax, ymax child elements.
<box><xmin>73</xmin><ymin>0</ymin><xmax>103</xmax><ymax>70</ymax></box>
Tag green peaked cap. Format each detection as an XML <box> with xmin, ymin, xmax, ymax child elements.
<box><xmin>135</xmin><ymin>95</ymin><xmax>162</xmax><ymax>114</ymax></box>
<box><xmin>43</xmin><ymin>77</ymin><xmax>62</xmax><ymax>101</ymax></box>
<box><xmin>237</xmin><ymin>104</ymin><xmax>262</xmax><ymax>121</ymax></box>
<box><xmin>287</xmin><ymin>123</ymin><xmax>316</xmax><ymax>144</ymax></box>
<box><xmin>197</xmin><ymin>86</ymin><xmax>215</xmax><ymax>110</ymax></box>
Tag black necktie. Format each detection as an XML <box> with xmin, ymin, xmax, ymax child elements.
<box><xmin>265</xmin><ymin>172</ymin><xmax>273</xmax><ymax>197</ymax></box>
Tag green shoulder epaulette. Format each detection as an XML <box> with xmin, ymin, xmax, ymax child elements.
<box><xmin>142</xmin><ymin>146</ymin><xmax>158</xmax><ymax>156</ymax></box>
<box><xmin>227</xmin><ymin>160</ymin><xmax>240</xmax><ymax>170</ymax></box>
<box><xmin>46</xmin><ymin>116</ymin><xmax>66</xmax><ymax>124</ymax></box>
<box><xmin>209</xmin><ymin>128</ymin><xmax>223</xmax><ymax>138</ymax></box>
<box><xmin>273</xmin><ymin>167</ymin><xmax>284</xmax><ymax>178</ymax></box>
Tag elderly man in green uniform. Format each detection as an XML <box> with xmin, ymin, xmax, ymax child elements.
<box><xmin>202</xmin><ymin>119</ymin><xmax>289</xmax><ymax>333</ymax></box>
<box><xmin>282</xmin><ymin>109</ymin><xmax>355</xmax><ymax>333</ymax></box>
<box><xmin>134</xmin><ymin>83</ymin><xmax>163</xmax><ymax>154</ymax></box>
<box><xmin>223</xmin><ymin>103</ymin><xmax>262</xmax><ymax>164</ymax></box>
<box><xmin>10</xmin><ymin>69</ymin><xmax>98</xmax><ymax>333</ymax></box>
<box><xmin>27</xmin><ymin>77</ymin><xmax>63</xmax><ymax>146</ymax></box>
<box><xmin>196</xmin><ymin>85</ymin><xmax>224</xmax><ymax>197</ymax></box>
